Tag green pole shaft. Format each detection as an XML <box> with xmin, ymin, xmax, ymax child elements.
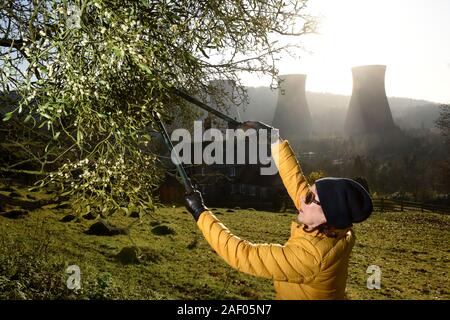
<box><xmin>153</xmin><ymin>112</ymin><xmax>194</xmax><ymax>194</ymax></box>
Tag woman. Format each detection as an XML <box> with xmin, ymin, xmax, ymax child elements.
<box><xmin>184</xmin><ymin>121</ymin><xmax>373</xmax><ymax>300</ymax></box>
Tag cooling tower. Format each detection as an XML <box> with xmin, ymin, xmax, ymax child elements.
<box><xmin>345</xmin><ymin>65</ymin><xmax>397</xmax><ymax>137</ymax></box>
<box><xmin>272</xmin><ymin>74</ymin><xmax>312</xmax><ymax>141</ymax></box>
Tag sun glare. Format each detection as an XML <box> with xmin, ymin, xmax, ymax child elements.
<box><xmin>243</xmin><ymin>0</ymin><xmax>450</xmax><ymax>103</ymax></box>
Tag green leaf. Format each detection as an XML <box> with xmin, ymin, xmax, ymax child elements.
<box><xmin>199</xmin><ymin>47</ymin><xmax>210</xmax><ymax>58</ymax></box>
<box><xmin>128</xmin><ymin>203</ymin><xmax>136</xmax><ymax>215</ymax></box>
<box><xmin>77</xmin><ymin>130</ymin><xmax>84</xmax><ymax>145</ymax></box>
<box><xmin>53</xmin><ymin>131</ymin><xmax>61</xmax><ymax>140</ymax></box>
<box><xmin>137</xmin><ymin>62</ymin><xmax>152</xmax><ymax>74</ymax></box>
<box><xmin>2</xmin><ymin>112</ymin><xmax>13</xmax><ymax>121</ymax></box>
<box><xmin>42</xmin><ymin>113</ymin><xmax>52</xmax><ymax>119</ymax></box>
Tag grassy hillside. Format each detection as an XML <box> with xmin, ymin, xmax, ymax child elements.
<box><xmin>0</xmin><ymin>185</ymin><xmax>449</xmax><ymax>300</ymax></box>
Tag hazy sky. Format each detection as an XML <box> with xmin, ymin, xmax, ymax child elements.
<box><xmin>242</xmin><ymin>0</ymin><xmax>450</xmax><ymax>104</ymax></box>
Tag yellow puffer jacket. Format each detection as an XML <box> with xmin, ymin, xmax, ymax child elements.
<box><xmin>196</xmin><ymin>140</ymin><xmax>355</xmax><ymax>300</ymax></box>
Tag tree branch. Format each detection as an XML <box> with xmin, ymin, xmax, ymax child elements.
<box><xmin>0</xmin><ymin>38</ymin><xmax>24</xmax><ymax>50</ymax></box>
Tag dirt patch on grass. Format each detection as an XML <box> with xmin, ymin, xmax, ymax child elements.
<box><xmin>0</xmin><ymin>209</ymin><xmax>29</xmax><ymax>219</ymax></box>
<box><xmin>151</xmin><ymin>225</ymin><xmax>176</xmax><ymax>236</ymax></box>
<box><xmin>85</xmin><ymin>220</ymin><xmax>128</xmax><ymax>236</ymax></box>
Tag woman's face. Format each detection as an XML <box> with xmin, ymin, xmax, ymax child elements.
<box><xmin>298</xmin><ymin>184</ymin><xmax>327</xmax><ymax>229</ymax></box>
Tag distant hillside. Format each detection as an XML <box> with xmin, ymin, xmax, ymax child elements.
<box><xmin>2</xmin><ymin>89</ymin><xmax>442</xmax><ymax>136</ymax></box>
<box><xmin>235</xmin><ymin>87</ymin><xmax>443</xmax><ymax>136</ymax></box>
<box><xmin>388</xmin><ymin>97</ymin><xmax>442</xmax><ymax>130</ymax></box>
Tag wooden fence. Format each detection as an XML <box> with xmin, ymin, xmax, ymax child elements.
<box><xmin>373</xmin><ymin>198</ymin><xmax>450</xmax><ymax>215</ymax></box>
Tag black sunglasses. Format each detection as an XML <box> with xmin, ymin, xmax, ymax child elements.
<box><xmin>305</xmin><ymin>190</ymin><xmax>321</xmax><ymax>206</ymax></box>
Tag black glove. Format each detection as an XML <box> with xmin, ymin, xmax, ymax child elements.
<box><xmin>184</xmin><ymin>189</ymin><xmax>208</xmax><ymax>221</ymax></box>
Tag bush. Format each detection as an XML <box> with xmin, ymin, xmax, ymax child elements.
<box><xmin>0</xmin><ymin>222</ymin><xmax>69</xmax><ymax>299</ymax></box>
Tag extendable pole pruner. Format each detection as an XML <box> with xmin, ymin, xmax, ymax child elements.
<box><xmin>152</xmin><ymin>111</ymin><xmax>194</xmax><ymax>194</ymax></box>
<box><xmin>154</xmin><ymin>89</ymin><xmax>243</xmax><ymax>194</ymax></box>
